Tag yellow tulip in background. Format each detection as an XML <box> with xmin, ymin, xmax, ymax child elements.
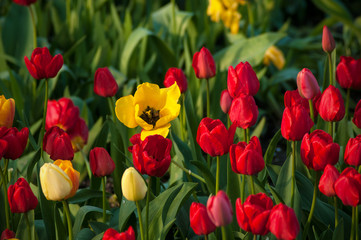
<box><xmin>121</xmin><ymin>167</ymin><xmax>147</xmax><ymax>202</ymax></box>
<box><xmin>207</xmin><ymin>0</ymin><xmax>242</xmax><ymax>34</ymax></box>
<box><xmin>0</xmin><ymin>95</ymin><xmax>15</xmax><ymax>128</ymax></box>
<box><xmin>54</xmin><ymin>160</ymin><xmax>80</xmax><ymax>199</ymax></box>
<box><xmin>115</xmin><ymin>82</ymin><xmax>180</xmax><ymax>140</ymax></box>
<box><xmin>263</xmin><ymin>45</ymin><xmax>286</xmax><ymax>70</ymax></box>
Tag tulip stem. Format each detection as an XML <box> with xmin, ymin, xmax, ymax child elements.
<box><xmin>253</xmin><ymin>234</ymin><xmax>257</xmax><ymax>240</ymax></box>
<box><xmin>329</xmin><ymin>121</ymin><xmax>333</xmax><ymax>140</ymax></box>
<box><xmin>221</xmin><ymin>227</ymin><xmax>227</xmax><ymax>240</ymax></box>
<box><xmin>62</xmin><ymin>200</ymin><xmax>73</xmax><ymax>240</ymax></box>
<box><xmin>247</xmin><ymin>1</ymin><xmax>254</xmax><ymax>37</ymax></box>
<box><xmin>171</xmin><ymin>160</ymin><xmax>206</xmax><ymax>183</ymax></box>
<box><xmin>308</xmin><ymin>99</ymin><xmax>315</xmax><ymax>130</ymax></box>
<box><xmin>102</xmin><ymin>177</ymin><xmax>106</xmax><ymax>223</ymax></box>
<box><xmin>216</xmin><ymin>156</ymin><xmax>220</xmax><ymax>193</ymax></box>
<box><xmin>328</xmin><ymin>53</ymin><xmax>333</xmax><ymax>86</ymax></box>
<box><xmin>0</xmin><ymin>166</ymin><xmax>10</xmax><ymax>229</ymax></box>
<box><xmin>291</xmin><ymin>141</ymin><xmax>296</xmax><ymax>209</ymax></box>
<box><xmin>28</xmin><ymin>6</ymin><xmax>37</xmax><ymax>49</ymax></box>
<box><xmin>40</xmin><ymin>79</ymin><xmax>49</xmax><ymax>159</ymax></box>
<box><xmin>205</xmin><ymin>235</ymin><xmax>208</xmax><ymax>240</ymax></box>
<box><xmin>108</xmin><ymin>97</ymin><xmax>117</xmax><ymax>123</ymax></box>
<box><xmin>351</xmin><ymin>207</ymin><xmax>356</xmax><ymax>240</ymax></box>
<box><xmin>181</xmin><ymin>94</ymin><xmax>187</xmax><ymax>141</ymax></box>
<box><xmin>136</xmin><ymin>201</ymin><xmax>145</xmax><ymax>240</ymax></box>
<box><xmin>334</xmin><ymin>196</ymin><xmax>338</xmax><ymax>228</ymax></box>
<box><xmin>239</xmin><ymin>174</ymin><xmax>245</xmax><ymax>203</ymax></box>
<box><xmin>249</xmin><ymin>175</ymin><xmax>255</xmax><ymax>195</ymax></box>
<box><xmin>146</xmin><ymin>177</ymin><xmax>151</xmax><ymax>240</ymax></box>
<box><xmin>206</xmin><ymin>78</ymin><xmax>210</xmax><ymax>118</ymax></box>
<box><xmin>303</xmin><ymin>171</ymin><xmax>320</xmax><ymax>240</ymax></box>
<box><xmin>356</xmin><ymin>206</ymin><xmax>359</xmax><ymax>240</ymax></box>
<box><xmin>345</xmin><ymin>88</ymin><xmax>350</xmax><ymax>119</ymax></box>
<box><xmin>25</xmin><ymin>212</ymin><xmax>32</xmax><ymax>240</ymax></box>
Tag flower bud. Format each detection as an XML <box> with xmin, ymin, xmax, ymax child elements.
<box><xmin>336</xmin><ymin>56</ymin><xmax>361</xmax><ymax>90</ymax></box>
<box><xmin>43</xmin><ymin>126</ymin><xmax>74</xmax><ymax>160</ymax></box>
<box><xmin>322</xmin><ymin>26</ymin><xmax>335</xmax><ymax>53</ymax></box>
<box><xmin>318</xmin><ymin>164</ymin><xmax>339</xmax><ymax>197</ymax></box>
<box><xmin>94</xmin><ymin>67</ymin><xmax>119</xmax><ymax>97</ymax></box>
<box><xmin>46</xmin><ymin>98</ymin><xmax>79</xmax><ymax>131</ymax></box>
<box><xmin>263</xmin><ymin>46</ymin><xmax>285</xmax><ymax>70</ymax></box>
<box><xmin>353</xmin><ymin>100</ymin><xmax>361</xmax><ymax>129</ymax></box>
<box><xmin>296</xmin><ymin>68</ymin><xmax>320</xmax><ymax>100</ymax></box>
<box><xmin>227</xmin><ymin>61</ymin><xmax>259</xmax><ymax>97</ymax></box>
<box><xmin>281</xmin><ymin>105</ymin><xmax>314</xmax><ymax>141</ymax></box>
<box><xmin>190</xmin><ymin>202</ymin><xmax>216</xmax><ymax>235</ymax></box>
<box><xmin>7</xmin><ymin>178</ymin><xmax>38</xmax><ymax>213</ymax></box>
<box><xmin>207</xmin><ymin>190</ymin><xmax>233</xmax><ymax>227</ymax></box>
<box><xmin>229</xmin><ymin>95</ymin><xmax>258</xmax><ymax>129</ymax></box>
<box><xmin>121</xmin><ymin>167</ymin><xmax>147</xmax><ymax>202</ymax></box>
<box><xmin>53</xmin><ymin>160</ymin><xmax>80</xmax><ymax>199</ymax></box>
<box><xmin>12</xmin><ymin>0</ymin><xmax>36</xmax><ymax>6</ymax></box>
<box><xmin>220</xmin><ymin>90</ymin><xmax>233</xmax><ymax>114</ymax></box>
<box><xmin>0</xmin><ymin>95</ymin><xmax>15</xmax><ymax>128</ymax></box>
<box><xmin>0</xmin><ymin>127</ymin><xmax>29</xmax><ymax>160</ymax></box>
<box><xmin>164</xmin><ymin>68</ymin><xmax>188</xmax><ymax>93</ymax></box>
<box><xmin>1</xmin><ymin>229</ymin><xmax>15</xmax><ymax>240</ymax></box>
<box><xmin>0</xmin><ymin>139</ymin><xmax>8</xmax><ymax>159</ymax></box>
<box><xmin>89</xmin><ymin>147</ymin><xmax>115</xmax><ymax>177</ymax></box>
<box><xmin>334</xmin><ymin>167</ymin><xmax>361</xmax><ymax>207</ymax></box>
<box><xmin>344</xmin><ymin>135</ymin><xmax>361</xmax><ymax>166</ymax></box>
<box><xmin>192</xmin><ymin>47</ymin><xmax>216</xmax><ymax>79</ymax></box>
<box><xmin>102</xmin><ymin>226</ymin><xmax>135</xmax><ymax>240</ymax></box>
<box><xmin>318</xmin><ymin>85</ymin><xmax>345</xmax><ymax>122</ymax></box>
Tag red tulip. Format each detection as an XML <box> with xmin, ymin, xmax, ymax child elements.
<box><xmin>322</xmin><ymin>26</ymin><xmax>335</xmax><ymax>53</ymax></box>
<box><xmin>0</xmin><ymin>139</ymin><xmax>8</xmax><ymax>159</ymax></box>
<box><xmin>94</xmin><ymin>67</ymin><xmax>119</xmax><ymax>97</ymax></box>
<box><xmin>229</xmin><ymin>136</ymin><xmax>264</xmax><ymax>175</ymax></box>
<box><xmin>128</xmin><ymin>133</ymin><xmax>141</xmax><ymax>153</ymax></box>
<box><xmin>296</xmin><ymin>68</ymin><xmax>320</xmax><ymax>100</ymax></box>
<box><xmin>7</xmin><ymin>178</ymin><xmax>38</xmax><ymax>213</ymax></box>
<box><xmin>300</xmin><ymin>130</ymin><xmax>340</xmax><ymax>171</ymax></box>
<box><xmin>67</xmin><ymin>118</ymin><xmax>89</xmax><ymax>152</ymax></box>
<box><xmin>89</xmin><ymin>147</ymin><xmax>115</xmax><ymax>177</ymax></box>
<box><xmin>207</xmin><ymin>190</ymin><xmax>233</xmax><ymax>227</ymax></box>
<box><xmin>267</xmin><ymin>203</ymin><xmax>300</xmax><ymax>240</ymax></box>
<box><xmin>334</xmin><ymin>167</ymin><xmax>361</xmax><ymax>207</ymax></box>
<box><xmin>284</xmin><ymin>90</ymin><xmax>320</xmax><ymax>118</ymax></box>
<box><xmin>102</xmin><ymin>226</ymin><xmax>135</xmax><ymax>240</ymax></box>
<box><xmin>353</xmin><ymin>99</ymin><xmax>361</xmax><ymax>128</ymax></box>
<box><xmin>344</xmin><ymin>135</ymin><xmax>361</xmax><ymax>166</ymax></box>
<box><xmin>220</xmin><ymin>89</ymin><xmax>233</xmax><ymax>114</ymax></box>
<box><xmin>1</xmin><ymin>229</ymin><xmax>15</xmax><ymax>240</ymax></box>
<box><xmin>318</xmin><ymin>164</ymin><xmax>339</xmax><ymax>197</ymax></box>
<box><xmin>24</xmin><ymin>47</ymin><xmax>63</xmax><ymax>80</ymax></box>
<box><xmin>0</xmin><ymin>127</ymin><xmax>29</xmax><ymax>160</ymax></box>
<box><xmin>196</xmin><ymin>118</ymin><xmax>236</xmax><ymax>157</ymax></box>
<box><xmin>12</xmin><ymin>0</ymin><xmax>36</xmax><ymax>6</ymax></box>
<box><xmin>336</xmin><ymin>56</ymin><xmax>361</xmax><ymax>90</ymax></box>
<box><xmin>192</xmin><ymin>47</ymin><xmax>216</xmax><ymax>79</ymax></box>
<box><xmin>164</xmin><ymin>68</ymin><xmax>188</xmax><ymax>93</ymax></box>
<box><xmin>236</xmin><ymin>193</ymin><xmax>273</xmax><ymax>235</ymax></box>
<box><xmin>46</xmin><ymin>98</ymin><xmax>80</xmax><ymax>131</ymax></box>
<box><xmin>131</xmin><ymin>134</ymin><xmax>172</xmax><ymax>177</ymax></box>
<box><xmin>318</xmin><ymin>85</ymin><xmax>345</xmax><ymax>122</ymax></box>
<box><xmin>281</xmin><ymin>105</ymin><xmax>314</xmax><ymax>141</ymax></box>
<box><xmin>227</xmin><ymin>61</ymin><xmax>259</xmax><ymax>97</ymax></box>
<box><xmin>189</xmin><ymin>202</ymin><xmax>216</xmax><ymax>235</ymax></box>
<box><xmin>43</xmin><ymin>126</ymin><xmax>74</xmax><ymax>160</ymax></box>
<box><xmin>229</xmin><ymin>95</ymin><xmax>258</xmax><ymax>129</ymax></box>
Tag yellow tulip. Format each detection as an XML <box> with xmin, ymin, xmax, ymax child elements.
<box><xmin>54</xmin><ymin>160</ymin><xmax>80</xmax><ymax>199</ymax></box>
<box><xmin>0</xmin><ymin>95</ymin><xmax>15</xmax><ymax>128</ymax></box>
<box><xmin>207</xmin><ymin>0</ymin><xmax>224</xmax><ymax>22</ymax></box>
<box><xmin>40</xmin><ymin>163</ymin><xmax>73</xmax><ymax>201</ymax></box>
<box><xmin>121</xmin><ymin>167</ymin><xmax>147</xmax><ymax>202</ymax></box>
<box><xmin>221</xmin><ymin>9</ymin><xmax>241</xmax><ymax>34</ymax></box>
<box><xmin>263</xmin><ymin>45</ymin><xmax>286</xmax><ymax>70</ymax></box>
<box><xmin>115</xmin><ymin>82</ymin><xmax>180</xmax><ymax>140</ymax></box>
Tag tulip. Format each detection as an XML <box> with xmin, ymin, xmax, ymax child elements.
<box><xmin>0</xmin><ymin>95</ymin><xmax>15</xmax><ymax>128</ymax></box>
<box><xmin>322</xmin><ymin>26</ymin><xmax>335</xmax><ymax>53</ymax></box>
<box><xmin>318</xmin><ymin>164</ymin><xmax>339</xmax><ymax>197</ymax></box>
<box><xmin>267</xmin><ymin>203</ymin><xmax>300</xmax><ymax>240</ymax></box>
<box><xmin>1</xmin><ymin>229</ymin><xmax>15</xmax><ymax>240</ymax></box>
<box><xmin>131</xmin><ymin>134</ymin><xmax>172</xmax><ymax>177</ymax></box>
<box><xmin>163</xmin><ymin>68</ymin><xmax>188</xmax><ymax>93</ymax></box>
<box><xmin>121</xmin><ymin>167</ymin><xmax>147</xmax><ymax>202</ymax></box>
<box><xmin>228</xmin><ymin>94</ymin><xmax>258</xmax><ymax>129</ymax></box>
<box><xmin>24</xmin><ymin>47</ymin><xmax>63</xmax><ymax>80</ymax></box>
<box><xmin>196</xmin><ymin>117</ymin><xmax>236</xmax><ymax>157</ymax></box>
<box><xmin>192</xmin><ymin>47</ymin><xmax>216</xmax><ymax>79</ymax></box>
<box><xmin>7</xmin><ymin>178</ymin><xmax>38</xmax><ymax>213</ymax></box>
<box><xmin>284</xmin><ymin>90</ymin><xmax>320</xmax><ymax>118</ymax></box>
<box><xmin>227</xmin><ymin>61</ymin><xmax>259</xmax><ymax>98</ymax></box>
<box><xmin>46</xmin><ymin>98</ymin><xmax>80</xmax><ymax>131</ymax></box>
<box><xmin>207</xmin><ymin>190</ymin><xmax>233</xmax><ymax>227</ymax></box>
<box><xmin>318</xmin><ymin>85</ymin><xmax>345</xmax><ymax>122</ymax></box>
<box><xmin>0</xmin><ymin>127</ymin><xmax>29</xmax><ymax>160</ymax></box>
<box><xmin>102</xmin><ymin>226</ymin><xmax>135</xmax><ymax>240</ymax></box>
<box><xmin>220</xmin><ymin>90</ymin><xmax>233</xmax><ymax>114</ymax></box>
<box><xmin>94</xmin><ymin>67</ymin><xmax>119</xmax><ymax>97</ymax></box>
<box><xmin>336</xmin><ymin>56</ymin><xmax>361</xmax><ymax>90</ymax></box>
<box><xmin>296</xmin><ymin>68</ymin><xmax>320</xmax><ymax>100</ymax></box>
<box><xmin>352</xmin><ymin>99</ymin><xmax>361</xmax><ymax>128</ymax></box>
<box><xmin>40</xmin><ymin>163</ymin><xmax>73</xmax><ymax>201</ymax></box>
<box><xmin>89</xmin><ymin>147</ymin><xmax>115</xmax><ymax>177</ymax></box>
<box><xmin>43</xmin><ymin>126</ymin><xmax>74</xmax><ymax>160</ymax></box>
<box><xmin>12</xmin><ymin>0</ymin><xmax>36</xmax><ymax>6</ymax></box>
<box><xmin>230</xmin><ymin>136</ymin><xmax>264</xmax><ymax>175</ymax></box>
<box><xmin>67</xmin><ymin>118</ymin><xmax>89</xmax><ymax>152</ymax></box>
<box><xmin>53</xmin><ymin>160</ymin><xmax>79</xmax><ymax>199</ymax></box>
<box><xmin>281</xmin><ymin>105</ymin><xmax>314</xmax><ymax>141</ymax></box>
<box><xmin>189</xmin><ymin>202</ymin><xmax>216</xmax><ymax>235</ymax></box>
<box><xmin>263</xmin><ymin>45</ymin><xmax>285</xmax><ymax>70</ymax></box>
<box><xmin>0</xmin><ymin>139</ymin><xmax>8</xmax><ymax>159</ymax></box>
<box><xmin>236</xmin><ymin>193</ymin><xmax>273</xmax><ymax>235</ymax></box>
<box><xmin>300</xmin><ymin>130</ymin><xmax>340</xmax><ymax>171</ymax></box>
<box><xmin>207</xmin><ymin>0</ymin><xmax>224</xmax><ymax>22</ymax></box>
<box><xmin>334</xmin><ymin>167</ymin><xmax>361</xmax><ymax>207</ymax></box>
<box><xmin>221</xmin><ymin>8</ymin><xmax>241</xmax><ymax>34</ymax></box>
<box><xmin>344</xmin><ymin>135</ymin><xmax>361</xmax><ymax>166</ymax></box>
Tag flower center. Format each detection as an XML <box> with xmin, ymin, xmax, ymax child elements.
<box><xmin>140</xmin><ymin>106</ymin><xmax>160</xmax><ymax>127</ymax></box>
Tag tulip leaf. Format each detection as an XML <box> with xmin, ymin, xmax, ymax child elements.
<box><xmin>88</xmin><ymin>222</ymin><xmax>109</xmax><ymax>235</ymax></box>
<box><xmin>190</xmin><ymin>160</ymin><xmax>215</xmax><ymax>195</ymax></box>
<box><xmin>68</xmin><ymin>189</ymin><xmax>108</xmax><ymax>204</ymax></box>
<box><xmin>15</xmin><ymin>210</ymin><xmax>36</xmax><ymax>240</ymax></box>
<box><xmin>332</xmin><ymin>219</ymin><xmax>344</xmax><ymax>240</ymax></box>
<box><xmin>75</xmin><ymin>228</ymin><xmax>96</xmax><ymax>240</ymax></box>
<box><xmin>118</xmin><ymin>200</ymin><xmax>136</xmax><ymax>232</ymax></box>
<box><xmin>26</xmin><ymin>149</ymin><xmax>41</xmax><ymax>182</ymax></box>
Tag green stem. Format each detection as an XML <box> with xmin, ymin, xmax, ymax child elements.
<box><xmin>108</xmin><ymin>97</ymin><xmax>117</xmax><ymax>123</ymax></box>
<box><xmin>249</xmin><ymin>175</ymin><xmax>255</xmax><ymax>195</ymax></box>
<box><xmin>246</xmin><ymin>128</ymin><xmax>250</xmax><ymax>143</ymax></box>
<box><xmin>146</xmin><ymin>178</ymin><xmax>151</xmax><ymax>240</ymax></box>
<box><xmin>329</xmin><ymin>121</ymin><xmax>333</xmax><ymax>140</ymax></box>
<box><xmin>356</xmin><ymin>206</ymin><xmax>359</xmax><ymax>240</ymax></box>
<box><xmin>205</xmin><ymin>235</ymin><xmax>208</xmax><ymax>240</ymax></box>
<box><xmin>303</xmin><ymin>171</ymin><xmax>320</xmax><ymax>240</ymax></box>
<box><xmin>62</xmin><ymin>200</ymin><xmax>73</xmax><ymax>240</ymax></box>
<box><xmin>28</xmin><ymin>6</ymin><xmax>37</xmax><ymax>49</ymax></box>
<box><xmin>181</xmin><ymin>94</ymin><xmax>186</xmax><ymax>141</ymax></box>
<box><xmin>216</xmin><ymin>156</ymin><xmax>220</xmax><ymax>193</ymax></box>
<box><xmin>351</xmin><ymin>207</ymin><xmax>356</xmax><ymax>240</ymax></box>
<box><xmin>308</xmin><ymin>99</ymin><xmax>315</xmax><ymax>131</ymax></box>
<box><xmin>247</xmin><ymin>1</ymin><xmax>254</xmax><ymax>36</ymax></box>
<box><xmin>40</xmin><ymin>79</ymin><xmax>49</xmax><ymax>159</ymax></box>
<box><xmin>171</xmin><ymin>0</ymin><xmax>176</xmax><ymax>34</ymax></box>
<box><xmin>171</xmin><ymin>160</ymin><xmax>206</xmax><ymax>183</ymax></box>
<box><xmin>206</xmin><ymin>78</ymin><xmax>210</xmax><ymax>118</ymax></box>
<box><xmin>25</xmin><ymin>212</ymin><xmax>32</xmax><ymax>240</ymax></box>
<box><xmin>334</xmin><ymin>196</ymin><xmax>338</xmax><ymax>228</ymax></box>
<box><xmin>136</xmin><ymin>201</ymin><xmax>145</xmax><ymax>240</ymax></box>
<box><xmin>243</xmin><ymin>128</ymin><xmax>247</xmax><ymax>142</ymax></box>
<box><xmin>291</xmin><ymin>141</ymin><xmax>296</xmax><ymax>209</ymax></box>
<box><xmin>345</xmin><ymin>88</ymin><xmax>350</xmax><ymax>119</ymax></box>
<box><xmin>80</xmin><ymin>149</ymin><xmax>92</xmax><ymax>180</ymax></box>
<box><xmin>240</xmin><ymin>174</ymin><xmax>245</xmax><ymax>203</ymax></box>
<box><xmin>328</xmin><ymin>53</ymin><xmax>333</xmax><ymax>86</ymax></box>
<box><xmin>66</xmin><ymin>0</ymin><xmax>71</xmax><ymax>25</ymax></box>
<box><xmin>102</xmin><ymin>177</ymin><xmax>106</xmax><ymax>223</ymax></box>
<box><xmin>253</xmin><ymin>234</ymin><xmax>257</xmax><ymax>240</ymax></box>
<box><xmin>221</xmin><ymin>226</ymin><xmax>227</xmax><ymax>240</ymax></box>
<box><xmin>0</xmin><ymin>166</ymin><xmax>10</xmax><ymax>229</ymax></box>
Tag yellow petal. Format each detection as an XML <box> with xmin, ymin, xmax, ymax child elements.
<box><xmin>134</xmin><ymin>103</ymin><xmax>155</xmax><ymax>131</ymax></box>
<box><xmin>134</xmin><ymin>83</ymin><xmax>163</xmax><ymax>111</ymax></box>
<box><xmin>157</xmin><ymin>83</ymin><xmax>181</xmax><ymax>128</ymax></box>
<box><xmin>115</xmin><ymin>95</ymin><xmax>138</xmax><ymax>128</ymax></box>
<box><xmin>0</xmin><ymin>95</ymin><xmax>15</xmax><ymax>128</ymax></box>
<box><xmin>121</xmin><ymin>167</ymin><xmax>147</xmax><ymax>201</ymax></box>
<box><xmin>140</xmin><ymin>124</ymin><xmax>170</xmax><ymax>140</ymax></box>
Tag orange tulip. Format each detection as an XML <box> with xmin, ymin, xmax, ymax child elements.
<box><xmin>53</xmin><ymin>160</ymin><xmax>80</xmax><ymax>199</ymax></box>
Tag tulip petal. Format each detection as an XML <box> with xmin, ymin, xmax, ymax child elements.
<box><xmin>140</xmin><ymin>124</ymin><xmax>170</xmax><ymax>141</ymax></box>
<box><xmin>24</xmin><ymin>56</ymin><xmax>39</xmax><ymax>79</ymax></box>
<box><xmin>45</xmin><ymin>54</ymin><xmax>63</xmax><ymax>78</ymax></box>
<box><xmin>115</xmin><ymin>95</ymin><xmax>138</xmax><ymax>128</ymax></box>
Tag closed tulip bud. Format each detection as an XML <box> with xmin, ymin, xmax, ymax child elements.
<box><xmin>334</xmin><ymin>167</ymin><xmax>361</xmax><ymax>207</ymax></box>
<box><xmin>318</xmin><ymin>85</ymin><xmax>345</xmax><ymax>122</ymax></box>
<box><xmin>102</xmin><ymin>226</ymin><xmax>135</xmax><ymax>240</ymax></box>
<box><xmin>229</xmin><ymin>95</ymin><xmax>258</xmax><ymax>129</ymax></box>
<box><xmin>7</xmin><ymin>178</ymin><xmax>38</xmax><ymax>213</ymax></box>
<box><xmin>322</xmin><ymin>26</ymin><xmax>335</xmax><ymax>53</ymax></box>
<box><xmin>46</xmin><ymin>98</ymin><xmax>80</xmax><ymax>131</ymax></box>
<box><xmin>192</xmin><ymin>47</ymin><xmax>216</xmax><ymax>79</ymax></box>
<box><xmin>227</xmin><ymin>62</ymin><xmax>259</xmax><ymax>98</ymax></box>
<box><xmin>296</xmin><ymin>68</ymin><xmax>320</xmax><ymax>100</ymax></box>
<box><xmin>121</xmin><ymin>167</ymin><xmax>147</xmax><ymax>202</ymax></box>
<box><xmin>300</xmin><ymin>130</ymin><xmax>340</xmax><ymax>171</ymax></box>
<box><xmin>0</xmin><ymin>95</ymin><xmax>15</xmax><ymax>128</ymax></box>
<box><xmin>53</xmin><ymin>160</ymin><xmax>79</xmax><ymax>199</ymax></box>
<box><xmin>220</xmin><ymin>90</ymin><xmax>233</xmax><ymax>114</ymax></box>
<box><xmin>344</xmin><ymin>135</ymin><xmax>361</xmax><ymax>166</ymax></box>
<box><xmin>236</xmin><ymin>193</ymin><xmax>273</xmax><ymax>235</ymax></box>
<box><xmin>284</xmin><ymin>90</ymin><xmax>320</xmax><ymax>118</ymax></box>
<box><xmin>318</xmin><ymin>164</ymin><xmax>339</xmax><ymax>197</ymax></box>
<box><xmin>281</xmin><ymin>105</ymin><xmax>314</xmax><ymax>141</ymax></box>
<box><xmin>207</xmin><ymin>190</ymin><xmax>233</xmax><ymax>227</ymax></box>
<box><xmin>0</xmin><ymin>127</ymin><xmax>29</xmax><ymax>160</ymax></box>
<box><xmin>94</xmin><ymin>67</ymin><xmax>119</xmax><ymax>97</ymax></box>
<box><xmin>0</xmin><ymin>139</ymin><xmax>8</xmax><ymax>159</ymax></box>
<box><xmin>352</xmin><ymin>100</ymin><xmax>361</xmax><ymax>128</ymax></box>
<box><xmin>1</xmin><ymin>229</ymin><xmax>15</xmax><ymax>240</ymax></box>
<box><xmin>12</xmin><ymin>0</ymin><xmax>36</xmax><ymax>6</ymax></box>
<box><xmin>336</xmin><ymin>56</ymin><xmax>361</xmax><ymax>90</ymax></box>
<box><xmin>189</xmin><ymin>202</ymin><xmax>216</xmax><ymax>235</ymax></box>
<box><xmin>24</xmin><ymin>47</ymin><xmax>63</xmax><ymax>80</ymax></box>
<box><xmin>196</xmin><ymin>118</ymin><xmax>236</xmax><ymax>157</ymax></box>
<box><xmin>263</xmin><ymin>45</ymin><xmax>285</xmax><ymax>70</ymax></box>
<box><xmin>67</xmin><ymin>118</ymin><xmax>89</xmax><ymax>152</ymax></box>
<box><xmin>164</xmin><ymin>68</ymin><xmax>188</xmax><ymax>93</ymax></box>
<box><xmin>267</xmin><ymin>203</ymin><xmax>300</xmax><ymax>240</ymax></box>
<box><xmin>89</xmin><ymin>147</ymin><xmax>115</xmax><ymax>177</ymax></box>
<box><xmin>43</xmin><ymin>126</ymin><xmax>74</xmax><ymax>160</ymax></box>
<box><xmin>40</xmin><ymin>163</ymin><xmax>73</xmax><ymax>201</ymax></box>
<box><xmin>230</xmin><ymin>136</ymin><xmax>264</xmax><ymax>175</ymax></box>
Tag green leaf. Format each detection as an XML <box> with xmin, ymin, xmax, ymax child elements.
<box><xmin>68</xmin><ymin>189</ymin><xmax>106</xmax><ymax>204</ymax></box>
<box><xmin>332</xmin><ymin>219</ymin><xmax>344</xmax><ymax>240</ymax></box>
<box><xmin>75</xmin><ymin>228</ymin><xmax>96</xmax><ymax>240</ymax></box>
<box><xmin>118</xmin><ymin>200</ymin><xmax>136</xmax><ymax>232</ymax></box>
<box><xmin>15</xmin><ymin>211</ymin><xmax>36</xmax><ymax>240</ymax></box>
<box><xmin>26</xmin><ymin>149</ymin><xmax>41</xmax><ymax>181</ymax></box>
<box><xmin>191</xmin><ymin>160</ymin><xmax>215</xmax><ymax>195</ymax></box>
